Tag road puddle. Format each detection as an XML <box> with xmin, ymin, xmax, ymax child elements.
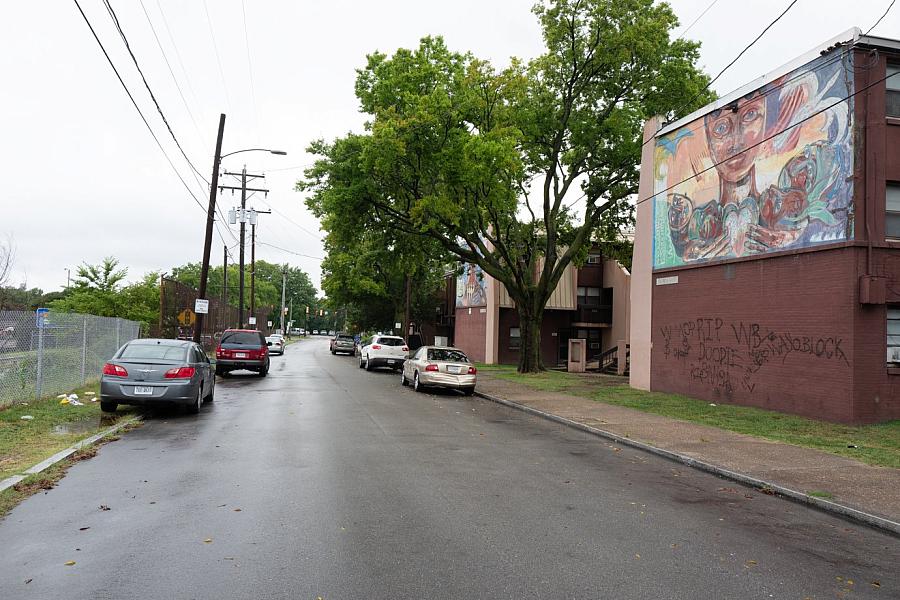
<box><xmin>52</xmin><ymin>419</ymin><xmax>102</xmax><ymax>435</ymax></box>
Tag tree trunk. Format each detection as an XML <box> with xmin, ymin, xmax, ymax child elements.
<box><xmin>517</xmin><ymin>306</ymin><xmax>544</xmax><ymax>373</ymax></box>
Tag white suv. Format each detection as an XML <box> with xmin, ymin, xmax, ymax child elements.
<box><xmin>359</xmin><ymin>335</ymin><xmax>408</xmax><ymax>371</ymax></box>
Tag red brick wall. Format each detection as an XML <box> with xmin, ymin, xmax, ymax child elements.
<box><xmin>497</xmin><ymin>307</ymin><xmax>575</xmax><ymax>367</ymax></box>
<box><xmin>454</xmin><ymin>307</ymin><xmax>486</xmax><ymax>363</ymax></box>
<box><xmin>651</xmin><ymin>248</ymin><xmax>858</xmax><ymax>422</ymax></box>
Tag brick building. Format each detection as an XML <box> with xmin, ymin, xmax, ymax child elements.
<box><xmin>630</xmin><ymin>29</ymin><xmax>900</xmax><ymax>423</ymax></box>
<box><xmin>447</xmin><ymin>253</ymin><xmax>631</xmax><ymax>368</ymax></box>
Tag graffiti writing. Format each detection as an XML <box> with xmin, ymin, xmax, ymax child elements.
<box><xmin>659</xmin><ymin>317</ymin><xmax>849</xmax><ymax>397</ymax></box>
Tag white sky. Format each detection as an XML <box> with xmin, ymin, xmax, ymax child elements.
<box><xmin>3</xmin><ymin>1</ymin><xmax>897</xmax><ymax>293</ymax></box>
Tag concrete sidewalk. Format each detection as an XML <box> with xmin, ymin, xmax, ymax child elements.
<box><xmin>475</xmin><ymin>373</ymin><xmax>900</xmax><ymax>534</ymax></box>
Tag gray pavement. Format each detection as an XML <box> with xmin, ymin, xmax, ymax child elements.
<box><xmin>0</xmin><ymin>338</ymin><xmax>897</xmax><ymax>599</ymax></box>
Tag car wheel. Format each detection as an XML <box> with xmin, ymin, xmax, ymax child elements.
<box><xmin>400</xmin><ymin>369</ymin><xmax>408</xmax><ymax>386</ymax></box>
<box><xmin>331</xmin><ymin>349</ymin><xmax>336</xmax><ymax>355</ymax></box>
<box><xmin>215</xmin><ymin>366</ymin><xmax>225</xmax><ymax>377</ymax></box>
<box><xmin>358</xmin><ymin>355</ymin><xmax>365</xmax><ymax>369</ymax></box>
<box><xmin>260</xmin><ymin>363</ymin><xmax>269</xmax><ymax>377</ymax></box>
<box><xmin>205</xmin><ymin>379</ymin><xmax>215</xmax><ymax>402</ymax></box>
<box><xmin>413</xmin><ymin>371</ymin><xmax>424</xmax><ymax>393</ymax></box>
<box><xmin>463</xmin><ymin>387</ymin><xmax>475</xmax><ymax>396</ymax></box>
<box><xmin>365</xmin><ymin>355</ymin><xmax>373</xmax><ymax>371</ymax></box>
<box><xmin>187</xmin><ymin>387</ymin><xmax>202</xmax><ymax>414</ymax></box>
<box><xmin>100</xmin><ymin>401</ymin><xmax>118</xmax><ymax>413</ymax></box>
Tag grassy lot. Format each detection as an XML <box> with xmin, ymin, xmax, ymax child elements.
<box><xmin>0</xmin><ymin>383</ymin><xmax>138</xmax><ymax>481</ymax></box>
<box><xmin>477</xmin><ymin>364</ymin><xmax>900</xmax><ymax>469</ymax></box>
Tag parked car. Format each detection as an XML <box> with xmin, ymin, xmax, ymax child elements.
<box><xmin>358</xmin><ymin>335</ymin><xmax>408</xmax><ymax>371</ymax></box>
<box><xmin>99</xmin><ymin>339</ymin><xmax>214</xmax><ymax>414</ymax></box>
<box><xmin>312</xmin><ymin>330</ymin><xmax>319</xmax><ymax>335</ymax></box>
<box><xmin>266</xmin><ymin>335</ymin><xmax>285</xmax><ymax>355</ymax></box>
<box><xmin>330</xmin><ymin>333</ymin><xmax>355</xmax><ymax>355</ymax></box>
<box><xmin>401</xmin><ymin>346</ymin><xmax>476</xmax><ymax>395</ymax></box>
<box><xmin>215</xmin><ymin>329</ymin><xmax>270</xmax><ymax>377</ymax></box>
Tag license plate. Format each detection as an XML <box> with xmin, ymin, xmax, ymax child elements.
<box><xmin>387</xmin><ymin>359</ymin><xmax>395</xmax><ymax>365</ymax></box>
<box><xmin>235</xmin><ymin>352</ymin><xmax>247</xmax><ymax>358</ymax></box>
<box><xmin>449</xmin><ymin>366</ymin><xmax>463</xmax><ymax>374</ymax></box>
<box><xmin>134</xmin><ymin>386</ymin><xmax>153</xmax><ymax>395</ymax></box>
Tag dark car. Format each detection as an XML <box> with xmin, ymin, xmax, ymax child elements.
<box><xmin>330</xmin><ymin>333</ymin><xmax>355</xmax><ymax>355</ymax></box>
<box><xmin>215</xmin><ymin>329</ymin><xmax>270</xmax><ymax>376</ymax></box>
<box><xmin>99</xmin><ymin>339</ymin><xmax>215</xmax><ymax>414</ymax></box>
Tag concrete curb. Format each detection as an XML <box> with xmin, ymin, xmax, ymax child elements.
<box><xmin>0</xmin><ymin>415</ymin><xmax>143</xmax><ymax>494</ymax></box>
<box><xmin>474</xmin><ymin>390</ymin><xmax>900</xmax><ymax>538</ymax></box>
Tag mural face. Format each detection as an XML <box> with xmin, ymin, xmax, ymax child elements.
<box><xmin>653</xmin><ymin>52</ymin><xmax>854</xmax><ymax>269</ymax></box>
<box><xmin>456</xmin><ymin>263</ymin><xmax>487</xmax><ymax>308</ymax></box>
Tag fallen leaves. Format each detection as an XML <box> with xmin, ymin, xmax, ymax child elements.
<box><xmin>78</xmin><ymin>527</ymin><xmax>89</xmax><ymax>531</ymax></box>
<box><xmin>64</xmin><ymin>561</ymin><xmax>76</xmax><ymax>566</ymax></box>
<box><xmin>99</xmin><ymin>505</ymin><xmax>110</xmax><ymax>511</ymax></box>
<box><xmin>203</xmin><ymin>538</ymin><xmax>213</xmax><ymax>544</ymax></box>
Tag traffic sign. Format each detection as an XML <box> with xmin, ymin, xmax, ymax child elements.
<box><xmin>249</xmin><ymin>316</ymin><xmax>257</xmax><ymax>325</ymax></box>
<box><xmin>177</xmin><ymin>309</ymin><xmax>196</xmax><ymax>327</ymax></box>
<box><xmin>35</xmin><ymin>308</ymin><xmax>49</xmax><ymax>329</ymax></box>
<box><xmin>194</xmin><ymin>299</ymin><xmax>209</xmax><ymax>314</ymax></box>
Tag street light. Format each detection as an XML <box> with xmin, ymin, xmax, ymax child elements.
<box><xmin>193</xmin><ymin>112</ymin><xmax>286</xmax><ymax>344</ymax></box>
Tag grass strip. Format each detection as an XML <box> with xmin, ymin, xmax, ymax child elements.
<box><xmin>477</xmin><ymin>364</ymin><xmax>900</xmax><ymax>469</ymax></box>
<box><xmin>0</xmin><ymin>383</ymin><xmax>138</xmax><ymax>481</ymax></box>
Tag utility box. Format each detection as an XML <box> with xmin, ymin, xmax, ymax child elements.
<box><xmin>568</xmin><ymin>339</ymin><xmax>587</xmax><ymax>373</ymax></box>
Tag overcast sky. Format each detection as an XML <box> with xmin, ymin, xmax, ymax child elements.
<box><xmin>3</xmin><ymin>1</ymin><xmax>897</xmax><ymax>294</ymax></box>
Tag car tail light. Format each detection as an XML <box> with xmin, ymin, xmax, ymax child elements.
<box><xmin>164</xmin><ymin>366</ymin><xmax>196</xmax><ymax>379</ymax></box>
<box><xmin>215</xmin><ymin>346</ymin><xmax>224</xmax><ymax>357</ymax></box>
<box><xmin>102</xmin><ymin>363</ymin><xmax>128</xmax><ymax>377</ymax></box>
<box><xmin>401</xmin><ymin>346</ymin><xmax>408</xmax><ymax>352</ymax></box>
<box><xmin>424</xmin><ymin>364</ymin><xmax>439</xmax><ymax>372</ymax></box>
<box><xmin>467</xmin><ymin>366</ymin><xmax>477</xmax><ymax>375</ymax></box>
<box><xmin>371</xmin><ymin>344</ymin><xmax>382</xmax><ymax>350</ymax></box>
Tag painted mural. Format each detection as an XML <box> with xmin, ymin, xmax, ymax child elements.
<box><xmin>456</xmin><ymin>263</ymin><xmax>487</xmax><ymax>308</ymax></box>
<box><xmin>653</xmin><ymin>51</ymin><xmax>854</xmax><ymax>269</ymax></box>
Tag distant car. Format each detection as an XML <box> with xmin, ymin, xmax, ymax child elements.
<box><xmin>401</xmin><ymin>346</ymin><xmax>476</xmax><ymax>395</ymax></box>
<box><xmin>359</xmin><ymin>335</ymin><xmax>408</xmax><ymax>371</ymax></box>
<box><xmin>312</xmin><ymin>330</ymin><xmax>319</xmax><ymax>335</ymax></box>
<box><xmin>215</xmin><ymin>329</ymin><xmax>270</xmax><ymax>377</ymax></box>
<box><xmin>299</xmin><ymin>328</ymin><xmax>306</xmax><ymax>335</ymax></box>
<box><xmin>99</xmin><ymin>339</ymin><xmax>214</xmax><ymax>414</ymax></box>
<box><xmin>266</xmin><ymin>335</ymin><xmax>285</xmax><ymax>355</ymax></box>
<box><xmin>328</xmin><ymin>330</ymin><xmax>335</xmax><ymax>336</ymax></box>
<box><xmin>330</xmin><ymin>333</ymin><xmax>355</xmax><ymax>355</ymax></box>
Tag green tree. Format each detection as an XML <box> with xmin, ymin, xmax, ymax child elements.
<box><xmin>301</xmin><ymin>0</ymin><xmax>713</xmax><ymax>372</ymax></box>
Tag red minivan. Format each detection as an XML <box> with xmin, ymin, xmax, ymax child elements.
<box><xmin>215</xmin><ymin>329</ymin><xmax>270</xmax><ymax>377</ymax></box>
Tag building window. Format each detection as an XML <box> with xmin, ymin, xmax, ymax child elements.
<box><xmin>586</xmin><ymin>253</ymin><xmax>603</xmax><ymax>265</ymax></box>
<box><xmin>889</xmin><ymin>308</ymin><xmax>900</xmax><ymax>363</ymax></box>
<box><xmin>888</xmin><ymin>184</ymin><xmax>900</xmax><ymax>239</ymax></box>
<box><xmin>888</xmin><ymin>65</ymin><xmax>900</xmax><ymax>117</ymax></box>
<box><xmin>509</xmin><ymin>327</ymin><xmax>521</xmax><ymax>350</ymax></box>
<box><xmin>577</xmin><ymin>286</ymin><xmax>601</xmax><ymax>306</ymax></box>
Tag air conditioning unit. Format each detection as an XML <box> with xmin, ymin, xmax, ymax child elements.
<box><xmin>888</xmin><ymin>347</ymin><xmax>900</xmax><ymax>363</ymax></box>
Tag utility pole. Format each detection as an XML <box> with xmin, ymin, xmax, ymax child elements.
<box><xmin>219</xmin><ymin>169</ymin><xmax>268</xmax><ymax>328</ymax></box>
<box><xmin>194</xmin><ymin>113</ymin><xmax>226</xmax><ymax>344</ymax></box>
<box><xmin>248</xmin><ymin>209</ymin><xmax>271</xmax><ymax>321</ymax></box>
<box><xmin>221</xmin><ymin>245</ymin><xmax>228</xmax><ymax>331</ymax></box>
<box><xmin>280</xmin><ymin>265</ymin><xmax>288</xmax><ymax>334</ymax></box>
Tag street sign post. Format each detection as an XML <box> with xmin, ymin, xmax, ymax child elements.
<box><xmin>248</xmin><ymin>316</ymin><xmax>257</xmax><ymax>326</ymax></box>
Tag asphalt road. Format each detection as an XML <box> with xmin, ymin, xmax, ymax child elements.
<box><xmin>0</xmin><ymin>338</ymin><xmax>897</xmax><ymax>599</ymax></box>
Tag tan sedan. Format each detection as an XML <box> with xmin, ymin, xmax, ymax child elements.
<box><xmin>400</xmin><ymin>346</ymin><xmax>477</xmax><ymax>395</ymax></box>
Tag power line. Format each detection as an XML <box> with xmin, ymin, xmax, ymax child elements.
<box><xmin>102</xmin><ymin>0</ymin><xmax>209</xmax><ymax>186</ymax></box>
<box><xmin>202</xmin><ymin>0</ymin><xmax>232</xmax><ymax>112</ymax></box>
<box><xmin>675</xmin><ymin>0</ymin><xmax>721</xmax><ymax>39</ymax></box>
<box><xmin>72</xmin><ymin>0</ymin><xmax>207</xmax><ymax>215</ymax></box>
<box><xmin>255</xmin><ymin>195</ymin><xmax>323</xmax><ymax>239</ymax></box>
<box><xmin>240</xmin><ymin>0</ymin><xmax>261</xmax><ymax>140</ymax></box>
<box><xmin>867</xmin><ymin>0</ymin><xmax>897</xmax><ymax>34</ymax></box>
<box><xmin>154</xmin><ymin>0</ymin><xmax>209</xmax><ymax>133</ymax></box>
<box><xmin>636</xmin><ymin>66</ymin><xmax>900</xmax><ymax>209</ymax></box>
<box><xmin>257</xmin><ymin>241</ymin><xmax>323</xmax><ymax>261</ymax></box>
<box><xmin>137</xmin><ymin>0</ymin><xmax>206</xmax><ymax>152</ymax></box>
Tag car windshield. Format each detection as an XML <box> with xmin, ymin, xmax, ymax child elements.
<box><xmin>221</xmin><ymin>331</ymin><xmax>262</xmax><ymax>346</ymax></box>
<box><xmin>376</xmin><ymin>337</ymin><xmax>405</xmax><ymax>346</ymax></box>
<box><xmin>120</xmin><ymin>344</ymin><xmax>188</xmax><ymax>361</ymax></box>
<box><xmin>337</xmin><ymin>335</ymin><xmax>354</xmax><ymax>341</ymax></box>
<box><xmin>427</xmin><ymin>348</ymin><xmax>469</xmax><ymax>363</ymax></box>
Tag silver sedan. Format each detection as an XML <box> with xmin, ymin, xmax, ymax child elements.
<box><xmin>400</xmin><ymin>346</ymin><xmax>477</xmax><ymax>395</ymax></box>
<box><xmin>99</xmin><ymin>339</ymin><xmax>215</xmax><ymax>414</ymax></box>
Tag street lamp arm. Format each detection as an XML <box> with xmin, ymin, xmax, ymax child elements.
<box><xmin>220</xmin><ymin>148</ymin><xmax>287</xmax><ymax>159</ymax></box>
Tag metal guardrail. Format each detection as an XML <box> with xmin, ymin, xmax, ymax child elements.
<box><xmin>0</xmin><ymin>310</ymin><xmax>141</xmax><ymax>408</ymax></box>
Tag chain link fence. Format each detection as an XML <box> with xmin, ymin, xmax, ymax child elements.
<box><xmin>0</xmin><ymin>310</ymin><xmax>140</xmax><ymax>409</ymax></box>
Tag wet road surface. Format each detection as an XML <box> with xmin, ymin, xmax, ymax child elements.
<box><xmin>0</xmin><ymin>338</ymin><xmax>897</xmax><ymax>599</ymax></box>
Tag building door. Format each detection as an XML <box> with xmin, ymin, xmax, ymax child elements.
<box><xmin>557</xmin><ymin>329</ymin><xmax>571</xmax><ymax>365</ymax></box>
